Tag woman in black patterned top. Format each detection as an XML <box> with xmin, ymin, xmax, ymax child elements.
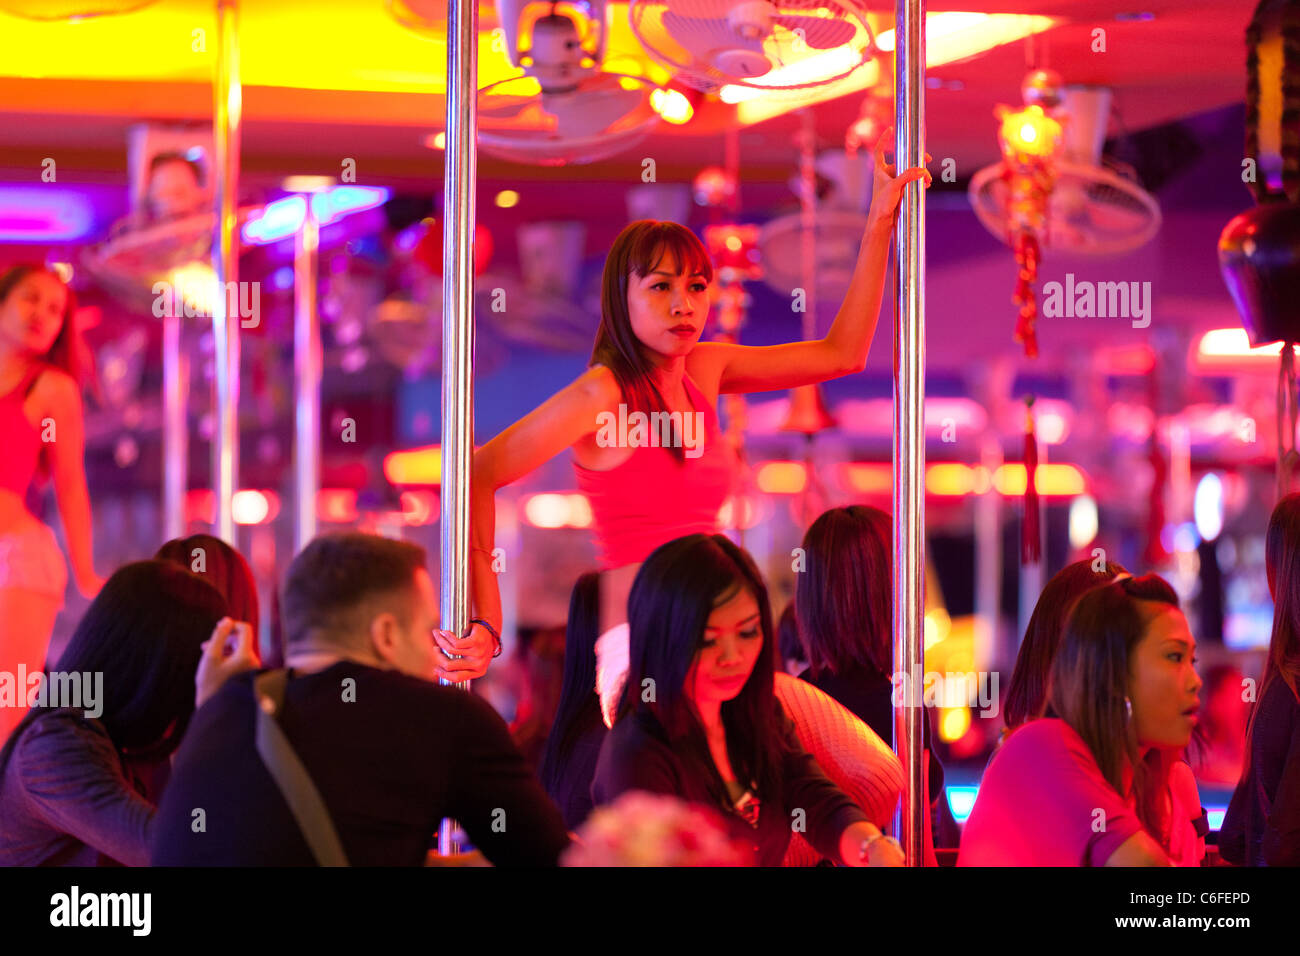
<box><xmin>591</xmin><ymin>534</ymin><xmax>903</xmax><ymax>866</ymax></box>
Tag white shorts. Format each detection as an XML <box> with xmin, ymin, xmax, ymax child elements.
<box><xmin>0</xmin><ymin>520</ymin><xmax>67</xmax><ymax>605</ymax></box>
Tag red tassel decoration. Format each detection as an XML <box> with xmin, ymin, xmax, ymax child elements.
<box><xmin>1021</xmin><ymin>396</ymin><xmax>1041</xmax><ymax>565</ymax></box>
<box><xmin>1011</xmin><ymin>232</ymin><xmax>1041</xmax><ymax>358</ymax></box>
<box><xmin>1142</xmin><ymin>433</ymin><xmax>1169</xmax><ymax>568</ymax></box>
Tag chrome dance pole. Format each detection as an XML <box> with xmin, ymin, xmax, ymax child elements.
<box><xmin>211</xmin><ymin>0</ymin><xmax>242</xmax><ymax>544</ymax></box>
<box><xmin>892</xmin><ymin>0</ymin><xmax>927</xmax><ymax>866</ymax></box>
<box><xmin>439</xmin><ymin>0</ymin><xmax>478</xmax><ymax>856</ymax></box>
<box><xmin>293</xmin><ymin>199</ymin><xmax>321</xmax><ymax>553</ymax></box>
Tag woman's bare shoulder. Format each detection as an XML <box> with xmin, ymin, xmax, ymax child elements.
<box><xmin>570</xmin><ymin>364</ymin><xmax>622</xmax><ymax>409</ymax></box>
<box><xmin>29</xmin><ymin>366</ymin><xmax>80</xmax><ymax>412</ymax></box>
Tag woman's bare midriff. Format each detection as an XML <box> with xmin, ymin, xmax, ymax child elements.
<box><xmin>598</xmin><ymin>562</ymin><xmax>641</xmax><ymax>636</ymax></box>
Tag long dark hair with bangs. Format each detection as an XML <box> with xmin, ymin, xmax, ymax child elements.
<box><xmin>0</xmin><ymin>263</ymin><xmax>85</xmax><ymax>384</ymax></box>
<box><xmin>1004</xmin><ymin>557</ymin><xmax>1129</xmax><ymax>731</ymax></box>
<box><xmin>1050</xmin><ymin>574</ymin><xmax>1182</xmax><ymax>851</ymax></box>
<box><xmin>591</xmin><ymin>221</ymin><xmax>714</xmax><ymax>456</ymax></box>
<box><xmin>619</xmin><ymin>534</ymin><xmax>783</xmax><ymax>806</ymax></box>
<box><xmin>0</xmin><ymin>561</ymin><xmax>228</xmax><ymax>784</ymax></box>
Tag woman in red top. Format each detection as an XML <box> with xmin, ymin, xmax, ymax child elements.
<box><xmin>0</xmin><ymin>264</ymin><xmax>102</xmax><ymax>743</ymax></box>
<box><xmin>959</xmin><ymin>575</ymin><xmax>1205</xmax><ymax>866</ymax></box>
<box><xmin>440</xmin><ymin>132</ymin><xmax>931</xmax><ymax>686</ymax></box>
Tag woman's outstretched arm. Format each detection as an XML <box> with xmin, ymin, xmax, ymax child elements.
<box><xmin>688</xmin><ymin>128</ymin><xmax>931</xmax><ymax>397</ymax></box>
<box><xmin>434</xmin><ymin>366</ymin><xmax>619</xmax><ymax>682</ymax></box>
<box><xmin>42</xmin><ymin>370</ymin><xmax>102</xmax><ymax>598</ymax></box>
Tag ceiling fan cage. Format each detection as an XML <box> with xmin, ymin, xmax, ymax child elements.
<box><xmin>628</xmin><ymin>0</ymin><xmax>876</xmax><ymax>94</ymax></box>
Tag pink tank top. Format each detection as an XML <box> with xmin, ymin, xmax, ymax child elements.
<box><xmin>0</xmin><ymin>366</ymin><xmax>44</xmax><ymax>498</ymax></box>
<box><xmin>574</xmin><ymin>375</ymin><xmax>736</xmax><ymax>569</ymax></box>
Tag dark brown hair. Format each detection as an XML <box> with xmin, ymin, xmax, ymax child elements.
<box><xmin>1262</xmin><ymin>493</ymin><xmax>1300</xmax><ymax>704</ymax></box>
<box><xmin>281</xmin><ymin>532</ymin><xmax>426</xmax><ymax>649</ymax></box>
<box><xmin>1004</xmin><ymin>557</ymin><xmax>1129</xmax><ymax>731</ymax></box>
<box><xmin>591</xmin><ymin>220</ymin><xmax>713</xmax><ymax>460</ymax></box>
<box><xmin>1050</xmin><ymin>574</ymin><xmax>1181</xmax><ymax>850</ymax></box>
<box><xmin>795</xmin><ymin>505</ymin><xmax>892</xmax><ymax>678</ymax></box>
<box><xmin>155</xmin><ymin>534</ymin><xmax>260</xmax><ymax>641</ymax></box>
<box><xmin>0</xmin><ymin>263</ymin><xmax>84</xmax><ymax>384</ymax></box>
<box><xmin>148</xmin><ymin>151</ymin><xmax>205</xmax><ymax>188</ymax></box>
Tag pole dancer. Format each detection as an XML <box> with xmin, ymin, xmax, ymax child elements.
<box><xmin>0</xmin><ymin>265</ymin><xmax>103</xmax><ymax>743</ymax></box>
<box><xmin>452</xmin><ymin>140</ymin><xmax>931</xmax><ymax>713</ymax></box>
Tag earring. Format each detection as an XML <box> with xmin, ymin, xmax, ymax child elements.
<box><xmin>1124</xmin><ymin>696</ymin><xmax>1133</xmax><ymax>720</ymax></box>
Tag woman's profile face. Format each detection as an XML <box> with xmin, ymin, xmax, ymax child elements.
<box><xmin>625</xmin><ymin>250</ymin><xmax>710</xmax><ymax>366</ymax></box>
<box><xmin>0</xmin><ymin>271</ymin><xmax>66</xmax><ymax>358</ymax></box>
<box><xmin>685</xmin><ymin>585</ymin><xmax>764</xmax><ymax>711</ymax></box>
<box><xmin>1127</xmin><ymin>603</ymin><xmax>1203</xmax><ymax>749</ymax></box>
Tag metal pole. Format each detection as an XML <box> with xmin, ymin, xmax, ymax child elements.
<box><xmin>212</xmin><ymin>0</ymin><xmax>242</xmax><ymax>544</ymax></box>
<box><xmin>162</xmin><ymin>308</ymin><xmax>188</xmax><ymax>540</ymax></box>
<box><xmin>974</xmin><ymin>432</ymin><xmax>1001</xmax><ymax>681</ymax></box>
<box><xmin>294</xmin><ymin>199</ymin><xmax>321</xmax><ymax>553</ymax></box>
<box><xmin>439</xmin><ymin>0</ymin><xmax>478</xmax><ymax>855</ymax></box>
<box><xmin>892</xmin><ymin>0</ymin><xmax>926</xmax><ymax>865</ymax></box>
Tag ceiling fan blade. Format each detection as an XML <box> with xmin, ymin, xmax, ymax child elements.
<box><xmin>662</xmin><ymin>10</ymin><xmax>767</xmax><ymax>62</ymax></box>
<box><xmin>772</xmin><ymin>15</ymin><xmax>856</xmax><ymax>49</ymax></box>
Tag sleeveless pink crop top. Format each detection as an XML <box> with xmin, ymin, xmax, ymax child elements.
<box><xmin>574</xmin><ymin>375</ymin><xmax>736</xmax><ymax>569</ymax></box>
<box><xmin>0</xmin><ymin>366</ymin><xmax>44</xmax><ymax>498</ymax></box>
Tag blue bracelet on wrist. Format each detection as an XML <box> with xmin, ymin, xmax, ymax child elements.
<box><xmin>470</xmin><ymin>618</ymin><xmax>502</xmax><ymax>658</ymax></box>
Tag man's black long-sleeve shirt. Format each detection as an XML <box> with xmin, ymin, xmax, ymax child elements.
<box><xmin>151</xmin><ymin>662</ymin><xmax>570</xmax><ymax>866</ymax></box>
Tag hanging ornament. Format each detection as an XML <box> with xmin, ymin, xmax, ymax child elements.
<box><xmin>1219</xmin><ymin>1</ymin><xmax>1300</xmax><ymax>500</ymax></box>
<box><xmin>413</xmin><ymin>220</ymin><xmax>494</xmax><ymax>276</ymax></box>
<box><xmin>995</xmin><ymin>101</ymin><xmax>1063</xmax><ymax>358</ymax></box>
<box><xmin>693</xmin><ymin>166</ymin><xmax>738</xmax><ymax>208</ymax></box>
<box><xmin>1021</xmin><ymin>396</ymin><xmax>1041</xmax><ymax>566</ymax></box>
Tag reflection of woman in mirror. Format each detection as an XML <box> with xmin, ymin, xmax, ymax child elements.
<box><xmin>0</xmin><ymin>264</ymin><xmax>102</xmax><ymax>744</ymax></box>
<box><xmin>107</xmin><ymin>152</ymin><xmax>208</xmax><ymax>240</ymax></box>
<box><xmin>142</xmin><ymin>153</ymin><xmax>207</xmax><ymax>222</ymax></box>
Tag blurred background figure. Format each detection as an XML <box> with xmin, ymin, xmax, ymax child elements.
<box><xmin>507</xmin><ymin>621</ymin><xmax>566</xmax><ymax>774</ymax></box>
<box><xmin>1190</xmin><ymin>663</ymin><xmax>1248</xmax><ymax>788</ymax></box>
<box><xmin>538</xmin><ymin>571</ymin><xmax>605</xmax><ymax>830</ymax></box>
<box><xmin>0</xmin><ymin>264</ymin><xmax>101</xmax><ymax>744</ymax></box>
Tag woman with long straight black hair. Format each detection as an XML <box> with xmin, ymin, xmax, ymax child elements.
<box><xmin>1222</xmin><ymin>493</ymin><xmax>1300</xmax><ymax>866</ymax></box>
<box><xmin>591</xmin><ymin>534</ymin><xmax>903</xmax><ymax>866</ymax></box>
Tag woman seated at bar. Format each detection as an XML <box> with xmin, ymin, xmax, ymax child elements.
<box><xmin>1222</xmin><ymin>493</ymin><xmax>1300</xmax><ymax>866</ymax></box>
<box><xmin>539</xmin><ymin>571</ymin><xmax>606</xmax><ymax>830</ymax></box>
<box><xmin>999</xmin><ymin>559</ymin><xmax>1207</xmax><ymax>862</ymax></box>
<box><xmin>0</xmin><ymin>561</ymin><xmax>256</xmax><ymax>865</ymax></box>
<box><xmin>591</xmin><ymin>533</ymin><xmax>904</xmax><ymax>867</ymax></box>
<box><xmin>793</xmin><ymin>505</ymin><xmax>947</xmax><ymax>818</ymax></box>
<box><xmin>959</xmin><ymin>574</ymin><xmax>1204</xmax><ymax>866</ymax></box>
